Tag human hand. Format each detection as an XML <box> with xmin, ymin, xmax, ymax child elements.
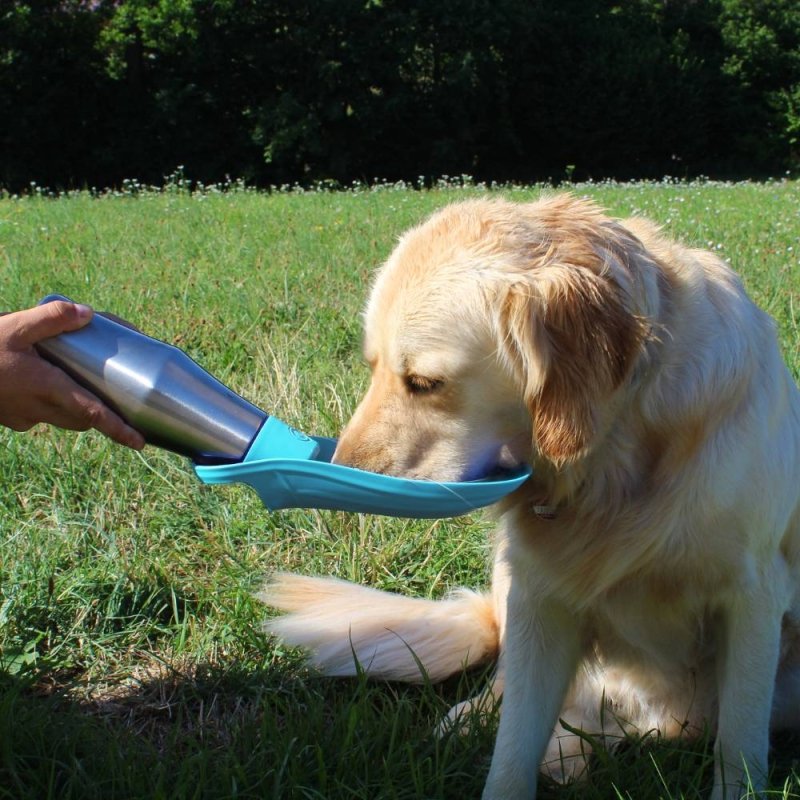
<box><xmin>0</xmin><ymin>301</ymin><xmax>146</xmax><ymax>449</ymax></box>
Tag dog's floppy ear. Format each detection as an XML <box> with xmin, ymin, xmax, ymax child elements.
<box><xmin>499</xmin><ymin>265</ymin><xmax>645</xmax><ymax>467</ymax></box>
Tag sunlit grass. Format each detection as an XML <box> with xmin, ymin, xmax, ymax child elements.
<box><xmin>1</xmin><ymin>179</ymin><xmax>799</xmax><ymax>798</ymax></box>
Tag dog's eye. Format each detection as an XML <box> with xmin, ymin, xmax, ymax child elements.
<box><xmin>405</xmin><ymin>375</ymin><xmax>444</xmax><ymax>395</ymax></box>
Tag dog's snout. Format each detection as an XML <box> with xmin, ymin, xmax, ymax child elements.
<box><xmin>331</xmin><ymin>433</ymin><xmax>356</xmax><ymax>467</ymax></box>
<box><xmin>332</xmin><ymin>428</ymin><xmax>391</xmax><ymax>474</ymax></box>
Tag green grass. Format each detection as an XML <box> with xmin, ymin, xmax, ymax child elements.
<box><xmin>1</xmin><ymin>179</ymin><xmax>800</xmax><ymax>799</ymax></box>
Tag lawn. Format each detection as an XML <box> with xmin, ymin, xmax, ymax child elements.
<box><xmin>1</xmin><ymin>179</ymin><xmax>799</xmax><ymax>799</ymax></box>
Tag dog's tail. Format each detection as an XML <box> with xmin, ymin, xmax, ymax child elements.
<box><xmin>259</xmin><ymin>573</ymin><xmax>499</xmax><ymax>682</ymax></box>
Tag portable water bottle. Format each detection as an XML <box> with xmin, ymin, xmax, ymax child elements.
<box><xmin>34</xmin><ymin>294</ymin><xmax>273</xmax><ymax>464</ymax></box>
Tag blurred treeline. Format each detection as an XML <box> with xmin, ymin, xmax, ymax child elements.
<box><xmin>2</xmin><ymin>0</ymin><xmax>799</xmax><ymax>191</ymax></box>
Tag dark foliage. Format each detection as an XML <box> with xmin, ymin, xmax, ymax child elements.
<box><xmin>1</xmin><ymin>0</ymin><xmax>798</xmax><ymax>191</ymax></box>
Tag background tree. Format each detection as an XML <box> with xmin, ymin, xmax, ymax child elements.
<box><xmin>1</xmin><ymin>0</ymin><xmax>798</xmax><ymax>191</ymax></box>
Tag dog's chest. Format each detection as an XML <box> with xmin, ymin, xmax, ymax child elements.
<box><xmin>589</xmin><ymin>583</ymin><xmax>716</xmax><ymax>670</ymax></box>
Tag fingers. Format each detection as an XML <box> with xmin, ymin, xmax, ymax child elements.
<box><xmin>0</xmin><ymin>345</ymin><xmax>146</xmax><ymax>449</ymax></box>
<box><xmin>41</xmin><ymin>370</ymin><xmax>146</xmax><ymax>450</ymax></box>
<box><xmin>72</xmin><ymin>394</ymin><xmax>146</xmax><ymax>450</ymax></box>
<box><xmin>9</xmin><ymin>301</ymin><xmax>94</xmax><ymax>347</ymax></box>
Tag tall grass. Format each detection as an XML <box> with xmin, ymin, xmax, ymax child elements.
<box><xmin>1</xmin><ymin>180</ymin><xmax>799</xmax><ymax>799</ymax></box>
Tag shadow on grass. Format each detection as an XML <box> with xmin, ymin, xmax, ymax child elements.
<box><xmin>2</xmin><ymin>662</ymin><xmax>799</xmax><ymax>800</ymax></box>
<box><xmin>0</xmin><ymin>660</ymin><xmax>497</xmax><ymax>800</ymax></box>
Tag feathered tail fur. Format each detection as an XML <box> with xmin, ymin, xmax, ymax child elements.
<box><xmin>260</xmin><ymin>573</ymin><xmax>499</xmax><ymax>682</ymax></box>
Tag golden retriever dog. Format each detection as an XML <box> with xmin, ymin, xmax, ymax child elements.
<box><xmin>262</xmin><ymin>195</ymin><xmax>800</xmax><ymax>799</ymax></box>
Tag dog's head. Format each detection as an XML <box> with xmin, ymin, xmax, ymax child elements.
<box><xmin>333</xmin><ymin>196</ymin><xmax>650</xmax><ymax>482</ymax></box>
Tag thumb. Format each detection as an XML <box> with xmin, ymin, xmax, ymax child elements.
<box><xmin>14</xmin><ymin>301</ymin><xmax>94</xmax><ymax>346</ymax></box>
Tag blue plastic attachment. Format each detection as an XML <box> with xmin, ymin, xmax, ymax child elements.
<box><xmin>194</xmin><ymin>424</ymin><xmax>531</xmax><ymax>519</ymax></box>
<box><xmin>244</xmin><ymin>416</ymin><xmax>320</xmax><ymax>462</ymax></box>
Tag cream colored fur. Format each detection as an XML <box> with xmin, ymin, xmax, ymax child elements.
<box><xmin>263</xmin><ymin>195</ymin><xmax>800</xmax><ymax>799</ymax></box>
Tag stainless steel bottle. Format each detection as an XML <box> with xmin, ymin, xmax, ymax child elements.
<box><xmin>35</xmin><ymin>295</ymin><xmax>267</xmax><ymax>464</ymax></box>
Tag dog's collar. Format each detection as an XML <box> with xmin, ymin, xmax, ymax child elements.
<box><xmin>532</xmin><ymin>503</ymin><xmax>558</xmax><ymax>520</ymax></box>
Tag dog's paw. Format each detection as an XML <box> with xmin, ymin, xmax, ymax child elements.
<box><xmin>435</xmin><ymin>689</ymin><xmax>501</xmax><ymax>738</ymax></box>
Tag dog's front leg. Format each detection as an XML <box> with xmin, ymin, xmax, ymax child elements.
<box><xmin>482</xmin><ymin>577</ymin><xmax>581</xmax><ymax>800</ymax></box>
<box><xmin>712</xmin><ymin>573</ymin><xmax>788</xmax><ymax>800</ymax></box>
